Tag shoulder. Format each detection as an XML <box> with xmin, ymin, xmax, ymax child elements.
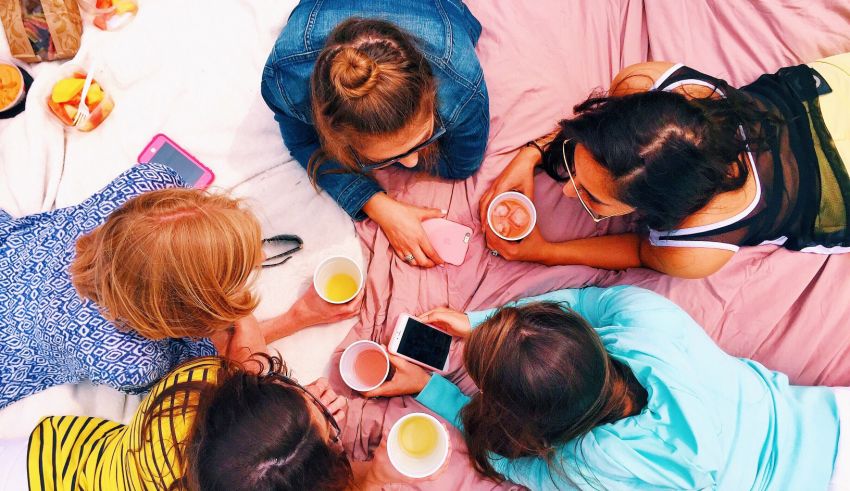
<box><xmin>610</xmin><ymin>61</ymin><xmax>677</xmax><ymax>96</ymax></box>
<box><xmin>640</xmin><ymin>236</ymin><xmax>735</xmax><ymax>279</ymax></box>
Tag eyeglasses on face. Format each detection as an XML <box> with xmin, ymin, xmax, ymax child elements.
<box><xmin>561</xmin><ymin>139</ymin><xmax>620</xmax><ymax>223</ymax></box>
<box><xmin>261</xmin><ymin>234</ymin><xmax>303</xmax><ymax>268</ymax></box>
<box><xmin>266</xmin><ymin>372</ymin><xmax>342</xmax><ymax>443</ymax></box>
<box><xmin>353</xmin><ymin>125</ymin><xmax>446</xmax><ymax>171</ymax></box>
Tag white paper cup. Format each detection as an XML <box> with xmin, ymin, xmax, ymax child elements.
<box><xmin>387</xmin><ymin>412</ymin><xmax>450</xmax><ymax>479</ymax></box>
<box><xmin>339</xmin><ymin>340</ymin><xmax>390</xmax><ymax>392</ymax></box>
<box><xmin>313</xmin><ymin>256</ymin><xmax>363</xmax><ymax>304</ymax></box>
<box><xmin>487</xmin><ymin>191</ymin><xmax>537</xmax><ymax>241</ymax></box>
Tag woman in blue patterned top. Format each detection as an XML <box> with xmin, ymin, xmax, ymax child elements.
<box><xmin>0</xmin><ymin>164</ymin><xmax>358</xmax><ymax>409</ymax></box>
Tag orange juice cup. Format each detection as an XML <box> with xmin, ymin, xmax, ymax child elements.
<box><xmin>313</xmin><ymin>256</ymin><xmax>364</xmax><ymax>304</ymax></box>
<box><xmin>387</xmin><ymin>413</ymin><xmax>450</xmax><ymax>479</ymax></box>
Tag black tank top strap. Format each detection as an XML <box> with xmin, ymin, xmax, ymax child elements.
<box><xmin>652</xmin><ymin>64</ymin><xmax>729</xmax><ymax>94</ymax></box>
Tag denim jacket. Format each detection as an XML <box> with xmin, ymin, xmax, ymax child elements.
<box><xmin>261</xmin><ymin>0</ymin><xmax>489</xmax><ymax>220</ymax></box>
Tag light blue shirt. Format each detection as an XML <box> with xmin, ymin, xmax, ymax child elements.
<box><xmin>415</xmin><ymin>286</ymin><xmax>839</xmax><ymax>490</ymax></box>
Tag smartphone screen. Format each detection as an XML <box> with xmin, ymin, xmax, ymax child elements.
<box><xmin>147</xmin><ymin>141</ymin><xmax>205</xmax><ymax>185</ymax></box>
<box><xmin>397</xmin><ymin>318</ymin><xmax>452</xmax><ymax>370</ymax></box>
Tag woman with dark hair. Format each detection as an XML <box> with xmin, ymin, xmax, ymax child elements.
<box><xmin>370</xmin><ymin>286</ymin><xmax>848</xmax><ymax>489</ymax></box>
<box><xmin>16</xmin><ymin>355</ymin><xmax>413</xmax><ymax>490</ymax></box>
<box><xmin>481</xmin><ymin>53</ymin><xmax>850</xmax><ymax>278</ymax></box>
<box><xmin>262</xmin><ymin>0</ymin><xmax>489</xmax><ymax>268</ymax></box>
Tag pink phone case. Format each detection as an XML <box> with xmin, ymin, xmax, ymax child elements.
<box><xmin>137</xmin><ymin>133</ymin><xmax>215</xmax><ymax>189</ymax></box>
<box><xmin>421</xmin><ymin>218</ymin><xmax>472</xmax><ymax>266</ymax></box>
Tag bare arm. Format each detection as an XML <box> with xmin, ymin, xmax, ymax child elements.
<box><xmin>489</xmin><ymin>229</ymin><xmax>733</xmax><ymax>278</ymax></box>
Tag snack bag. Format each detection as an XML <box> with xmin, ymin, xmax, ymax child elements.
<box><xmin>0</xmin><ymin>0</ymin><xmax>83</xmax><ymax>63</ymax></box>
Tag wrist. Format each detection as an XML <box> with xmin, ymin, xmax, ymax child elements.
<box><xmin>362</xmin><ymin>192</ymin><xmax>392</xmax><ymax>222</ymax></box>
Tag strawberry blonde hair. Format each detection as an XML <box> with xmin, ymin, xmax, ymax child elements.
<box><xmin>70</xmin><ymin>188</ymin><xmax>262</xmax><ymax>340</ymax></box>
<box><xmin>309</xmin><ymin>18</ymin><xmax>438</xmax><ymax>180</ymax></box>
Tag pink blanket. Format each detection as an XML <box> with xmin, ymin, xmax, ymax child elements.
<box><xmin>328</xmin><ymin>1</ymin><xmax>850</xmax><ymax>488</ymax></box>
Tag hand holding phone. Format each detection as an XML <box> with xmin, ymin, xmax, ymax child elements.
<box><xmin>388</xmin><ymin>314</ymin><xmax>453</xmax><ymax>373</ymax></box>
<box><xmin>138</xmin><ymin>133</ymin><xmax>215</xmax><ymax>188</ymax></box>
<box><xmin>421</xmin><ymin>218</ymin><xmax>472</xmax><ymax>266</ymax></box>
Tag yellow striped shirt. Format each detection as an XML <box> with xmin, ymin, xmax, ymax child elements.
<box><xmin>27</xmin><ymin>357</ymin><xmax>222</xmax><ymax>491</ymax></box>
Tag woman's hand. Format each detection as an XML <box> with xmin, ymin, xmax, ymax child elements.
<box><xmin>419</xmin><ymin>308</ymin><xmax>472</xmax><ymax>339</ymax></box>
<box><xmin>478</xmin><ymin>146</ymin><xmax>539</xmax><ymax>226</ymax></box>
<box><xmin>363</xmin><ymin>193</ymin><xmax>446</xmax><ymax>268</ymax></box>
<box><xmin>211</xmin><ymin>315</ymin><xmax>269</xmax><ymax>370</ymax></box>
<box><xmin>260</xmin><ymin>285</ymin><xmax>363</xmax><ymax>342</ymax></box>
<box><xmin>485</xmin><ymin>226</ymin><xmax>552</xmax><ymax>263</ymax></box>
<box><xmin>305</xmin><ymin>377</ymin><xmax>348</xmax><ymax>431</ymax></box>
<box><xmin>362</xmin><ymin>354</ymin><xmax>431</xmax><ymax>398</ymax></box>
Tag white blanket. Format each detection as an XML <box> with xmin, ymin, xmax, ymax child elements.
<box><xmin>0</xmin><ymin>0</ymin><xmax>362</xmax><ymax>438</ymax></box>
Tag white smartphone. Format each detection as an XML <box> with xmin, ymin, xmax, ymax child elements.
<box><xmin>388</xmin><ymin>314</ymin><xmax>453</xmax><ymax>373</ymax></box>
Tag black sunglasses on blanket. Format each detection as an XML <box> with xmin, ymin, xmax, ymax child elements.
<box><xmin>261</xmin><ymin>234</ymin><xmax>303</xmax><ymax>268</ymax></box>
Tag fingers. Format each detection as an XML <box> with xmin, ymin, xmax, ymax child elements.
<box><xmin>326</xmin><ymin>393</ymin><xmax>348</xmax><ymax>418</ymax></box>
<box><xmin>410</xmin><ymin>246</ymin><xmax>434</xmax><ymax>268</ymax></box>
<box><xmin>417</xmin><ymin>207</ymin><xmax>447</xmax><ymax>221</ymax></box>
<box><xmin>388</xmin><ymin>353</ymin><xmax>414</xmax><ymax>370</ymax></box>
<box><xmin>362</xmin><ymin>381</ymin><xmax>395</xmax><ymax>398</ymax></box>
<box><xmin>419</xmin><ymin>235</ymin><xmax>444</xmax><ymax>266</ymax></box>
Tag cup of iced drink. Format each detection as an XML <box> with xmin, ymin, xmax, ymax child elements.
<box><xmin>486</xmin><ymin>191</ymin><xmax>537</xmax><ymax>241</ymax></box>
<box><xmin>339</xmin><ymin>340</ymin><xmax>390</xmax><ymax>392</ymax></box>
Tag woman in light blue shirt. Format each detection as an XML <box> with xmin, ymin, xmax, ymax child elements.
<box><xmin>369</xmin><ymin>286</ymin><xmax>847</xmax><ymax>490</ymax></box>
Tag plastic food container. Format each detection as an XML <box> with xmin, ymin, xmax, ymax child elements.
<box><xmin>46</xmin><ymin>64</ymin><xmax>115</xmax><ymax>132</ymax></box>
<box><xmin>78</xmin><ymin>0</ymin><xmax>138</xmax><ymax>31</ymax></box>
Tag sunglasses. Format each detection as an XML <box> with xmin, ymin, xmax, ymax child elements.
<box><xmin>266</xmin><ymin>372</ymin><xmax>342</xmax><ymax>443</ymax></box>
<box><xmin>353</xmin><ymin>124</ymin><xmax>446</xmax><ymax>171</ymax></box>
<box><xmin>261</xmin><ymin>234</ymin><xmax>303</xmax><ymax>268</ymax></box>
<box><xmin>560</xmin><ymin>139</ymin><xmax>628</xmax><ymax>223</ymax></box>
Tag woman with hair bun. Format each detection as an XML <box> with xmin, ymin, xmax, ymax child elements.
<box><xmin>262</xmin><ymin>1</ymin><xmax>489</xmax><ymax>268</ymax></box>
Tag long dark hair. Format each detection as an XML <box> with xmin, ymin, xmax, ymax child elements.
<box><xmin>136</xmin><ymin>355</ymin><xmax>352</xmax><ymax>491</ymax></box>
<box><xmin>461</xmin><ymin>302</ymin><xmax>647</xmax><ymax>484</ymax></box>
<box><xmin>542</xmin><ymin>88</ymin><xmax>776</xmax><ymax>230</ymax></box>
<box><xmin>310</xmin><ymin>18</ymin><xmax>438</xmax><ymax>177</ymax></box>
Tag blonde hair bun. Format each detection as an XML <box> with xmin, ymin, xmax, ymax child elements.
<box><xmin>329</xmin><ymin>46</ymin><xmax>381</xmax><ymax>99</ymax></box>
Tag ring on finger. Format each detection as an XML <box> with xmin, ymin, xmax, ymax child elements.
<box><xmin>403</xmin><ymin>253</ymin><xmax>415</xmax><ymax>262</ymax></box>
<box><xmin>490</xmin><ymin>249</ymin><xmax>500</xmax><ymax>256</ymax></box>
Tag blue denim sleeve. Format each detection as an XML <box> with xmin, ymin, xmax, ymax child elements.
<box><xmin>435</xmin><ymin>90</ymin><xmax>489</xmax><ymax>180</ymax></box>
<box><xmin>261</xmin><ymin>70</ymin><xmax>383</xmax><ymax>220</ymax></box>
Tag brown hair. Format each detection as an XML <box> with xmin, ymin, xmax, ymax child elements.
<box><xmin>138</xmin><ymin>355</ymin><xmax>352</xmax><ymax>491</ymax></box>
<box><xmin>461</xmin><ymin>302</ymin><xmax>647</xmax><ymax>484</ymax></box>
<box><xmin>309</xmin><ymin>18</ymin><xmax>438</xmax><ymax>179</ymax></box>
<box><xmin>70</xmin><ymin>188</ymin><xmax>262</xmax><ymax>340</ymax></box>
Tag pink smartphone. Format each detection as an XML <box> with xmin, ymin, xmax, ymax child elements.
<box><xmin>421</xmin><ymin>218</ymin><xmax>472</xmax><ymax>266</ymax></box>
<box><xmin>137</xmin><ymin>134</ymin><xmax>215</xmax><ymax>188</ymax></box>
<box><xmin>388</xmin><ymin>313</ymin><xmax>452</xmax><ymax>373</ymax></box>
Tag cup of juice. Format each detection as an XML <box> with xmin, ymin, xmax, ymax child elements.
<box><xmin>339</xmin><ymin>340</ymin><xmax>390</xmax><ymax>392</ymax></box>
<box><xmin>313</xmin><ymin>256</ymin><xmax>363</xmax><ymax>304</ymax></box>
<box><xmin>387</xmin><ymin>412</ymin><xmax>450</xmax><ymax>479</ymax></box>
<box><xmin>487</xmin><ymin>191</ymin><xmax>537</xmax><ymax>241</ymax></box>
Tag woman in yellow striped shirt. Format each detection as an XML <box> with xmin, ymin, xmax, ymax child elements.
<box><xmin>23</xmin><ymin>355</ymin><xmax>409</xmax><ymax>491</ymax></box>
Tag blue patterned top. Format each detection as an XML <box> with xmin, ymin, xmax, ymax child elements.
<box><xmin>0</xmin><ymin>164</ymin><xmax>216</xmax><ymax>409</ymax></box>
